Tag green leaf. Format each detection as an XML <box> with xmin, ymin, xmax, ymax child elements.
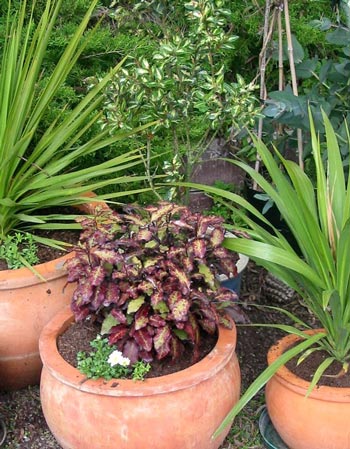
<box><xmin>306</xmin><ymin>357</ymin><xmax>335</xmax><ymax>396</ymax></box>
<box><xmin>127</xmin><ymin>297</ymin><xmax>145</xmax><ymax>314</ymax></box>
<box><xmin>213</xmin><ymin>332</ymin><xmax>326</xmax><ymax>438</ymax></box>
<box><xmin>101</xmin><ymin>314</ymin><xmax>118</xmax><ymax>335</ymax></box>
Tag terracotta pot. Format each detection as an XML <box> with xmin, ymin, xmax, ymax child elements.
<box><xmin>39</xmin><ymin>307</ymin><xmax>241</xmax><ymax>449</ymax></box>
<box><xmin>266</xmin><ymin>330</ymin><xmax>350</xmax><ymax>449</ymax></box>
<box><xmin>0</xmin><ymin>197</ymin><xmax>106</xmax><ymax>390</ymax></box>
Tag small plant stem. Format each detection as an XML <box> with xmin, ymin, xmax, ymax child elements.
<box><xmin>144</xmin><ymin>138</ymin><xmax>162</xmax><ymax>201</ymax></box>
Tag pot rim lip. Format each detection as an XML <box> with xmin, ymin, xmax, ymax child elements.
<box><xmin>39</xmin><ymin>306</ymin><xmax>238</xmax><ymax>397</ymax></box>
<box><xmin>267</xmin><ymin>329</ymin><xmax>350</xmax><ymax>400</ymax></box>
<box><xmin>0</xmin><ymin>195</ymin><xmax>107</xmax><ymax>289</ymax></box>
<box><xmin>0</xmin><ymin>251</ymin><xmax>73</xmax><ymax>289</ymax></box>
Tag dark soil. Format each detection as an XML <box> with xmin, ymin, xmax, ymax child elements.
<box><xmin>0</xmin><ymin>261</ymin><xmax>349</xmax><ymax>448</ymax></box>
<box><xmin>58</xmin><ymin>319</ymin><xmax>218</xmax><ymax>379</ymax></box>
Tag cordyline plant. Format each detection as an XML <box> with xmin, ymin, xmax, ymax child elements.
<box><xmin>182</xmin><ymin>110</ymin><xmax>350</xmax><ymax>436</ymax></box>
<box><xmin>0</xmin><ymin>0</ymin><xmax>153</xmax><ymax>254</ymax></box>
<box><xmin>65</xmin><ymin>202</ymin><xmax>240</xmax><ymax>363</ymax></box>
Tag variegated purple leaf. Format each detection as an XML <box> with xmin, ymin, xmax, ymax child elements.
<box><xmin>71</xmin><ymin>303</ymin><xmax>90</xmax><ymax>321</ymax></box>
<box><xmin>150</xmin><ymin>290</ymin><xmax>164</xmax><ymax>306</ymax></box>
<box><xmin>134</xmin><ymin>304</ymin><xmax>150</xmax><ymax>330</ymax></box>
<box><xmin>166</xmin><ymin>261</ymin><xmax>190</xmax><ymax>294</ymax></box>
<box><xmin>123</xmin><ymin>214</ymin><xmax>146</xmax><ymax>226</ymax></box>
<box><xmin>199</xmin><ymin>318</ymin><xmax>217</xmax><ymax>334</ymax></box>
<box><xmin>91</xmin><ymin>249</ymin><xmax>121</xmax><ymax>264</ymax></box>
<box><xmin>198</xmin><ymin>305</ymin><xmax>217</xmax><ymax>323</ymax></box>
<box><xmin>137</xmin><ymin>229</ymin><xmax>153</xmax><ymax>242</ymax></box>
<box><xmin>72</xmin><ymin>280</ymin><xmax>94</xmax><ymax>306</ymax></box>
<box><xmin>223</xmin><ymin>306</ymin><xmax>250</xmax><ymax>324</ymax></box>
<box><xmin>90</xmin><ymin>283</ymin><xmax>107</xmax><ymax>310</ymax></box>
<box><xmin>219</xmin><ymin>258</ymin><xmax>238</xmax><ymax>278</ymax></box>
<box><xmin>122</xmin><ymin>339</ymin><xmax>139</xmax><ymax>364</ymax></box>
<box><xmin>209</xmin><ymin>227</ymin><xmax>225</xmax><ymax>247</ymax></box>
<box><xmin>103</xmin><ymin>282</ymin><xmax>120</xmax><ymax>306</ymax></box>
<box><xmin>90</xmin><ymin>265</ymin><xmax>106</xmax><ymax>286</ymax></box>
<box><xmin>218</xmin><ymin>314</ymin><xmax>234</xmax><ymax>329</ymax></box>
<box><xmin>182</xmin><ymin>256</ymin><xmax>194</xmax><ymax>273</ymax></box>
<box><xmin>167</xmin><ymin>247</ymin><xmax>184</xmax><ymax>260</ymax></box>
<box><xmin>112</xmin><ymin>270</ymin><xmax>127</xmax><ymax>281</ymax></box>
<box><xmin>149</xmin><ymin>314</ymin><xmax>166</xmax><ymax>327</ymax></box>
<box><xmin>168</xmin><ymin>291</ymin><xmax>190</xmax><ymax>322</ymax></box>
<box><xmin>110</xmin><ymin>308</ymin><xmax>127</xmax><ymax>324</ymax></box>
<box><xmin>136</xmin><ymin>280</ymin><xmax>155</xmax><ymax>295</ymax></box>
<box><xmin>190</xmin><ymin>239</ymin><xmax>206</xmax><ymax>259</ymax></box>
<box><xmin>133</xmin><ymin>328</ymin><xmax>153</xmax><ymax>352</ymax></box>
<box><xmin>170</xmin><ymin>220</ymin><xmax>193</xmax><ymax>231</ymax></box>
<box><xmin>153</xmin><ymin>325</ymin><xmax>171</xmax><ymax>359</ymax></box>
<box><xmin>139</xmin><ymin>349</ymin><xmax>153</xmax><ymax>362</ymax></box>
<box><xmin>197</xmin><ymin>215</ymin><xmax>222</xmax><ymax>237</ymax></box>
<box><xmin>183</xmin><ymin>313</ymin><xmax>200</xmax><ymax>345</ymax></box>
<box><xmin>108</xmin><ymin>325</ymin><xmax>129</xmax><ymax>345</ymax></box>
<box><xmin>170</xmin><ymin>336</ymin><xmax>184</xmax><ymax>360</ymax></box>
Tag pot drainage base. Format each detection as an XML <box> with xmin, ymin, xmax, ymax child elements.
<box><xmin>259</xmin><ymin>407</ymin><xmax>290</xmax><ymax>449</ymax></box>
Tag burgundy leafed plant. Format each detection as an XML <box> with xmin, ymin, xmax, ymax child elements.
<box><xmin>66</xmin><ymin>202</ymin><xmax>240</xmax><ymax>364</ymax></box>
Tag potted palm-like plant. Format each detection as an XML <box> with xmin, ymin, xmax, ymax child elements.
<box><xmin>186</xmin><ymin>111</ymin><xmax>350</xmax><ymax>449</ymax></box>
<box><xmin>0</xmin><ymin>0</ymin><xmax>152</xmax><ymax>390</ymax></box>
<box><xmin>39</xmin><ymin>202</ymin><xmax>242</xmax><ymax>449</ymax></box>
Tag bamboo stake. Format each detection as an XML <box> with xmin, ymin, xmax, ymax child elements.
<box><xmin>283</xmin><ymin>0</ymin><xmax>304</xmax><ymax>170</ymax></box>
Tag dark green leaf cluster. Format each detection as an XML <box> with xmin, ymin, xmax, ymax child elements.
<box><xmin>262</xmin><ymin>17</ymin><xmax>350</xmax><ymax>169</ymax></box>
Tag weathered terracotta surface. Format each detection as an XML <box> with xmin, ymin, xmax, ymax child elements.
<box><xmin>266</xmin><ymin>331</ymin><xmax>350</xmax><ymax>449</ymax></box>
<box><xmin>0</xmin><ymin>196</ymin><xmax>106</xmax><ymax>390</ymax></box>
<box><xmin>0</xmin><ymin>253</ymin><xmax>75</xmax><ymax>390</ymax></box>
<box><xmin>39</xmin><ymin>307</ymin><xmax>241</xmax><ymax>449</ymax></box>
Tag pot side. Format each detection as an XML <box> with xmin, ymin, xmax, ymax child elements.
<box><xmin>0</xmin><ymin>254</ymin><xmax>75</xmax><ymax>390</ymax></box>
<box><xmin>0</xmin><ymin>196</ymin><xmax>106</xmax><ymax>390</ymax></box>
<box><xmin>265</xmin><ymin>330</ymin><xmax>350</xmax><ymax>449</ymax></box>
<box><xmin>39</xmin><ymin>307</ymin><xmax>241</xmax><ymax>449</ymax></box>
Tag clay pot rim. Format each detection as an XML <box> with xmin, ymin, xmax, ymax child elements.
<box><xmin>267</xmin><ymin>329</ymin><xmax>350</xmax><ymax>401</ymax></box>
<box><xmin>39</xmin><ymin>306</ymin><xmax>238</xmax><ymax>397</ymax></box>
<box><xmin>0</xmin><ymin>194</ymin><xmax>107</xmax><ymax>289</ymax></box>
<box><xmin>0</xmin><ymin>252</ymin><xmax>74</xmax><ymax>289</ymax></box>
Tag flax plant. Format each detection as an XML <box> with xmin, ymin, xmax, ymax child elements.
<box><xmin>180</xmin><ymin>110</ymin><xmax>350</xmax><ymax>435</ymax></box>
<box><xmin>0</xmin><ymin>0</ymin><xmax>152</xmax><ymax>246</ymax></box>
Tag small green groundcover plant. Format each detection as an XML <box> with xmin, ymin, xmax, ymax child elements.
<box><xmin>77</xmin><ymin>335</ymin><xmax>151</xmax><ymax>381</ymax></box>
<box><xmin>0</xmin><ymin>232</ymin><xmax>39</xmax><ymax>269</ymax></box>
<box><xmin>65</xmin><ymin>202</ymin><xmax>241</xmax><ymax>374</ymax></box>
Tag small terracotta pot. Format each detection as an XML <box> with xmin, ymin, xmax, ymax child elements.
<box><xmin>0</xmin><ymin>196</ymin><xmax>107</xmax><ymax>390</ymax></box>
<box><xmin>39</xmin><ymin>307</ymin><xmax>241</xmax><ymax>449</ymax></box>
<box><xmin>266</xmin><ymin>330</ymin><xmax>350</xmax><ymax>449</ymax></box>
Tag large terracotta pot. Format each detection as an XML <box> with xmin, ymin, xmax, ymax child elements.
<box><xmin>39</xmin><ymin>307</ymin><xmax>241</xmax><ymax>449</ymax></box>
<box><xmin>265</xmin><ymin>330</ymin><xmax>350</xmax><ymax>449</ymax></box>
<box><xmin>0</xmin><ymin>197</ymin><xmax>105</xmax><ymax>390</ymax></box>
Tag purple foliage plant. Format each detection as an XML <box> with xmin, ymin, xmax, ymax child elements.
<box><xmin>66</xmin><ymin>202</ymin><xmax>240</xmax><ymax>364</ymax></box>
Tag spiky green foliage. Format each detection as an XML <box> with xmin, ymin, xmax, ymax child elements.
<box><xmin>182</xmin><ymin>111</ymin><xmax>350</xmax><ymax>434</ymax></box>
<box><xmin>0</xmin><ymin>0</ymin><xmax>152</xmax><ymax>242</ymax></box>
